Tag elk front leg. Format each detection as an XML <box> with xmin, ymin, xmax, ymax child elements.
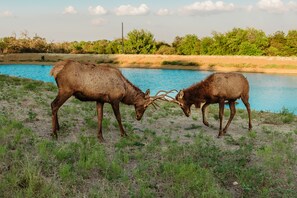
<box><xmin>51</xmin><ymin>91</ymin><xmax>72</xmax><ymax>139</ymax></box>
<box><xmin>218</xmin><ymin>99</ymin><xmax>225</xmax><ymax>138</ymax></box>
<box><xmin>111</xmin><ymin>102</ymin><xmax>127</xmax><ymax>138</ymax></box>
<box><xmin>96</xmin><ymin>102</ymin><xmax>105</xmax><ymax>142</ymax></box>
<box><xmin>222</xmin><ymin>100</ymin><xmax>236</xmax><ymax>135</ymax></box>
<box><xmin>202</xmin><ymin>102</ymin><xmax>210</xmax><ymax>127</ymax></box>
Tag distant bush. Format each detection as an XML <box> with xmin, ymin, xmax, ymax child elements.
<box><xmin>162</xmin><ymin>60</ymin><xmax>199</xmax><ymax>66</ymax></box>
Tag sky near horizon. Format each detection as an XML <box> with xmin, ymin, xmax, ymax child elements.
<box><xmin>1</xmin><ymin>0</ymin><xmax>297</xmax><ymax>43</ymax></box>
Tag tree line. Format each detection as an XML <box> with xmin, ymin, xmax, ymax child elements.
<box><xmin>1</xmin><ymin>28</ymin><xmax>297</xmax><ymax>56</ymax></box>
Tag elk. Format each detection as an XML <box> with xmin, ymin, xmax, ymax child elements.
<box><xmin>50</xmin><ymin>60</ymin><xmax>166</xmax><ymax>142</ymax></box>
<box><xmin>172</xmin><ymin>72</ymin><xmax>252</xmax><ymax>137</ymax></box>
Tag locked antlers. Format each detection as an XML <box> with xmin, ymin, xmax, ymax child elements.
<box><xmin>144</xmin><ymin>89</ymin><xmax>179</xmax><ymax>109</ymax></box>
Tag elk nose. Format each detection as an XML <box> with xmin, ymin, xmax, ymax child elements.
<box><xmin>186</xmin><ymin>110</ymin><xmax>191</xmax><ymax>117</ymax></box>
<box><xmin>136</xmin><ymin>114</ymin><xmax>142</xmax><ymax>120</ymax></box>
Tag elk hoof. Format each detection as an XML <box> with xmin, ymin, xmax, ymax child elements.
<box><xmin>217</xmin><ymin>131</ymin><xmax>224</xmax><ymax>138</ymax></box>
<box><xmin>98</xmin><ymin>137</ymin><xmax>105</xmax><ymax>143</ymax></box>
<box><xmin>248</xmin><ymin>125</ymin><xmax>252</xmax><ymax>131</ymax></box>
<box><xmin>203</xmin><ymin>121</ymin><xmax>210</xmax><ymax>127</ymax></box>
<box><xmin>97</xmin><ymin>134</ymin><xmax>105</xmax><ymax>143</ymax></box>
<box><xmin>121</xmin><ymin>132</ymin><xmax>128</xmax><ymax>137</ymax></box>
<box><xmin>51</xmin><ymin>132</ymin><xmax>58</xmax><ymax>140</ymax></box>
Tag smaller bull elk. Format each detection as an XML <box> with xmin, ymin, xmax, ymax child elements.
<box><xmin>172</xmin><ymin>72</ymin><xmax>252</xmax><ymax>137</ymax></box>
<box><xmin>50</xmin><ymin>60</ymin><xmax>166</xmax><ymax>142</ymax></box>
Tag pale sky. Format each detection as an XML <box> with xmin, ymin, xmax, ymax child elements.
<box><xmin>1</xmin><ymin>0</ymin><xmax>297</xmax><ymax>43</ymax></box>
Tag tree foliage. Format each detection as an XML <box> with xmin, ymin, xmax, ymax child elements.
<box><xmin>1</xmin><ymin>28</ymin><xmax>297</xmax><ymax>56</ymax></box>
<box><xmin>124</xmin><ymin>29</ymin><xmax>156</xmax><ymax>54</ymax></box>
<box><xmin>175</xmin><ymin>34</ymin><xmax>200</xmax><ymax>55</ymax></box>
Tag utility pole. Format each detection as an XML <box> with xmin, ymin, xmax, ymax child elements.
<box><xmin>121</xmin><ymin>22</ymin><xmax>124</xmax><ymax>54</ymax></box>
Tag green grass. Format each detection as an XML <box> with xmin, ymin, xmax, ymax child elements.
<box><xmin>0</xmin><ymin>74</ymin><xmax>297</xmax><ymax>197</ymax></box>
<box><xmin>262</xmin><ymin>64</ymin><xmax>297</xmax><ymax>70</ymax></box>
<box><xmin>162</xmin><ymin>60</ymin><xmax>200</xmax><ymax>67</ymax></box>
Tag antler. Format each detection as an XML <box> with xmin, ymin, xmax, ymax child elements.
<box><xmin>153</xmin><ymin>89</ymin><xmax>183</xmax><ymax>106</ymax></box>
<box><xmin>150</xmin><ymin>89</ymin><xmax>178</xmax><ymax>102</ymax></box>
<box><xmin>145</xmin><ymin>89</ymin><xmax>178</xmax><ymax>108</ymax></box>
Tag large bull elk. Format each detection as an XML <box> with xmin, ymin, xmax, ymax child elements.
<box><xmin>50</xmin><ymin>60</ymin><xmax>165</xmax><ymax>142</ymax></box>
<box><xmin>172</xmin><ymin>72</ymin><xmax>252</xmax><ymax>137</ymax></box>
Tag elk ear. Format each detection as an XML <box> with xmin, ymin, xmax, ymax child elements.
<box><xmin>145</xmin><ymin>89</ymin><xmax>150</xmax><ymax>98</ymax></box>
<box><xmin>178</xmin><ymin>90</ymin><xmax>184</xmax><ymax>99</ymax></box>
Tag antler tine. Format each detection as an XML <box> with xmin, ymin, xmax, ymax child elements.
<box><xmin>153</xmin><ymin>89</ymin><xmax>178</xmax><ymax>97</ymax></box>
<box><xmin>151</xmin><ymin>101</ymin><xmax>160</xmax><ymax>109</ymax></box>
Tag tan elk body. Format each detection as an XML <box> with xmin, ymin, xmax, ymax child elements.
<box><xmin>50</xmin><ymin>60</ymin><xmax>159</xmax><ymax>141</ymax></box>
<box><xmin>175</xmin><ymin>72</ymin><xmax>252</xmax><ymax>137</ymax></box>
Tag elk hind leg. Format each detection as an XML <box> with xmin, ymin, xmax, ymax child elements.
<box><xmin>218</xmin><ymin>100</ymin><xmax>225</xmax><ymax>138</ymax></box>
<box><xmin>242</xmin><ymin>95</ymin><xmax>252</xmax><ymax>131</ymax></box>
<box><xmin>51</xmin><ymin>91</ymin><xmax>72</xmax><ymax>138</ymax></box>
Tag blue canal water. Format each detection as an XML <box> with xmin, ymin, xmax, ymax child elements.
<box><xmin>0</xmin><ymin>64</ymin><xmax>297</xmax><ymax>114</ymax></box>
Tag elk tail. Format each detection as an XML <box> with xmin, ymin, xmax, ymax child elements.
<box><xmin>50</xmin><ymin>60</ymin><xmax>71</xmax><ymax>78</ymax></box>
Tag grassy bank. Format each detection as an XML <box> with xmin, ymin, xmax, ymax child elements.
<box><xmin>1</xmin><ymin>53</ymin><xmax>297</xmax><ymax>74</ymax></box>
<box><xmin>0</xmin><ymin>75</ymin><xmax>297</xmax><ymax>197</ymax></box>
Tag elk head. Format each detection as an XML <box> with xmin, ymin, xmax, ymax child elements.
<box><xmin>175</xmin><ymin>90</ymin><xmax>191</xmax><ymax>117</ymax></box>
<box><xmin>133</xmin><ymin>89</ymin><xmax>150</xmax><ymax>120</ymax></box>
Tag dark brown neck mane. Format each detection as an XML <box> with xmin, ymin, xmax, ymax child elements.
<box><xmin>184</xmin><ymin>80</ymin><xmax>209</xmax><ymax>105</ymax></box>
<box><xmin>122</xmin><ymin>77</ymin><xmax>144</xmax><ymax>105</ymax></box>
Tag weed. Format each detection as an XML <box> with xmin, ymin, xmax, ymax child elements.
<box><xmin>27</xmin><ymin>109</ymin><xmax>37</xmax><ymax>121</ymax></box>
<box><xmin>85</xmin><ymin>116</ymin><xmax>97</xmax><ymax>129</ymax></box>
<box><xmin>279</xmin><ymin>107</ymin><xmax>295</xmax><ymax>124</ymax></box>
<box><xmin>184</xmin><ymin>124</ymin><xmax>202</xmax><ymax>130</ymax></box>
<box><xmin>192</xmin><ymin>115</ymin><xmax>198</xmax><ymax>121</ymax></box>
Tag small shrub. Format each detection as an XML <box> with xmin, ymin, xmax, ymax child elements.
<box><xmin>161</xmin><ymin>60</ymin><xmax>199</xmax><ymax>66</ymax></box>
<box><xmin>27</xmin><ymin>109</ymin><xmax>37</xmax><ymax>121</ymax></box>
<box><xmin>279</xmin><ymin>107</ymin><xmax>295</xmax><ymax>124</ymax></box>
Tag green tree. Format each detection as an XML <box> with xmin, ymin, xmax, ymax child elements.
<box><xmin>0</xmin><ymin>38</ymin><xmax>7</xmax><ymax>53</ymax></box>
<box><xmin>266</xmin><ymin>31</ymin><xmax>286</xmax><ymax>56</ymax></box>
<box><xmin>30</xmin><ymin>35</ymin><xmax>48</xmax><ymax>53</ymax></box>
<box><xmin>224</xmin><ymin>28</ymin><xmax>247</xmax><ymax>54</ymax></box>
<box><xmin>176</xmin><ymin>34</ymin><xmax>200</xmax><ymax>55</ymax></box>
<box><xmin>172</xmin><ymin>36</ymin><xmax>182</xmax><ymax>47</ymax></box>
<box><xmin>3</xmin><ymin>36</ymin><xmax>20</xmax><ymax>53</ymax></box>
<box><xmin>285</xmin><ymin>30</ymin><xmax>297</xmax><ymax>56</ymax></box>
<box><xmin>200</xmin><ymin>37</ymin><xmax>214</xmax><ymax>55</ymax></box>
<box><xmin>92</xmin><ymin>40</ymin><xmax>110</xmax><ymax>54</ymax></box>
<box><xmin>106</xmin><ymin>39</ymin><xmax>122</xmax><ymax>54</ymax></box>
<box><xmin>124</xmin><ymin>29</ymin><xmax>156</xmax><ymax>54</ymax></box>
<box><xmin>211</xmin><ymin>31</ymin><xmax>228</xmax><ymax>55</ymax></box>
<box><xmin>238</xmin><ymin>42</ymin><xmax>263</xmax><ymax>55</ymax></box>
<box><xmin>244</xmin><ymin>28</ymin><xmax>268</xmax><ymax>55</ymax></box>
<box><xmin>70</xmin><ymin>41</ymin><xmax>84</xmax><ymax>54</ymax></box>
<box><xmin>155</xmin><ymin>41</ymin><xmax>175</xmax><ymax>55</ymax></box>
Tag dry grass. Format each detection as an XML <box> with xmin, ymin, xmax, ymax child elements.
<box><xmin>1</xmin><ymin>53</ymin><xmax>297</xmax><ymax>74</ymax></box>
